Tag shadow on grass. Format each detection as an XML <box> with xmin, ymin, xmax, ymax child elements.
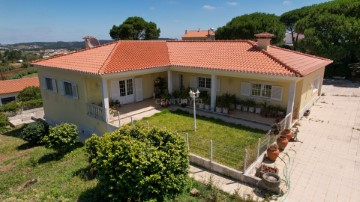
<box><xmin>73</xmin><ymin>165</ymin><xmax>96</xmax><ymax>181</ymax></box>
<box><xmin>37</xmin><ymin>142</ymin><xmax>84</xmax><ymax>164</ymax></box>
<box><xmin>78</xmin><ymin>184</ymin><xmax>105</xmax><ymax>202</ymax></box>
<box><xmin>16</xmin><ymin>142</ymin><xmax>40</xmax><ymax>150</ymax></box>
<box><xmin>2</xmin><ymin>126</ymin><xmax>24</xmax><ymax>138</ymax></box>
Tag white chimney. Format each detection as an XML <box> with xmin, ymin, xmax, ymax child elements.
<box><xmin>83</xmin><ymin>36</ymin><xmax>100</xmax><ymax>49</ymax></box>
<box><xmin>254</xmin><ymin>33</ymin><xmax>274</xmax><ymax>51</ymax></box>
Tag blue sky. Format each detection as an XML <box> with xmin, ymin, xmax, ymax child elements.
<box><xmin>0</xmin><ymin>0</ymin><xmax>330</xmax><ymax>44</ymax></box>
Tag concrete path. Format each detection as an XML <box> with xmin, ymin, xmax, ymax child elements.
<box><xmin>278</xmin><ymin>80</ymin><xmax>360</xmax><ymax>202</ymax></box>
<box><xmin>189</xmin><ymin>80</ymin><xmax>360</xmax><ymax>202</ymax></box>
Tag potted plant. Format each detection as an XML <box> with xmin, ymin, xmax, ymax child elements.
<box><xmin>277</xmin><ymin>135</ymin><xmax>288</xmax><ymax>150</ymax></box>
<box><xmin>267</xmin><ymin>144</ymin><xmax>280</xmax><ymax>162</ymax></box>
<box><xmin>199</xmin><ymin>90</ymin><xmax>209</xmax><ymax>110</ymax></box>
<box><xmin>204</xmin><ymin>97</ymin><xmax>210</xmax><ymax>110</ymax></box>
<box><xmin>229</xmin><ymin>94</ymin><xmax>237</xmax><ymax>110</ymax></box>
<box><xmin>262</xmin><ymin>173</ymin><xmax>281</xmax><ymax>188</ymax></box>
<box><xmin>260</xmin><ymin>101</ymin><xmax>268</xmax><ymax>117</ymax></box>
<box><xmin>256</xmin><ymin>164</ymin><xmax>279</xmax><ymax>178</ymax></box>
<box><xmin>255</xmin><ymin>102</ymin><xmax>262</xmax><ymax>114</ymax></box>
<box><xmin>281</xmin><ymin>129</ymin><xmax>293</xmax><ymax>141</ymax></box>
<box><xmin>242</xmin><ymin>99</ymin><xmax>249</xmax><ymax>112</ymax></box>
<box><xmin>221</xmin><ymin>94</ymin><xmax>231</xmax><ymax>114</ymax></box>
<box><xmin>247</xmin><ymin>99</ymin><xmax>256</xmax><ymax>113</ymax></box>
<box><xmin>236</xmin><ymin>98</ymin><xmax>243</xmax><ymax>110</ymax></box>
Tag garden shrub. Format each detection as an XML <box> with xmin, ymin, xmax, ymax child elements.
<box><xmin>21</xmin><ymin>121</ymin><xmax>49</xmax><ymax>144</ymax></box>
<box><xmin>85</xmin><ymin>125</ymin><xmax>189</xmax><ymax>201</ymax></box>
<box><xmin>42</xmin><ymin>123</ymin><xmax>79</xmax><ymax>154</ymax></box>
<box><xmin>17</xmin><ymin>86</ymin><xmax>41</xmax><ymax>102</ymax></box>
<box><xmin>22</xmin><ymin>99</ymin><xmax>43</xmax><ymax>110</ymax></box>
<box><xmin>0</xmin><ymin>101</ymin><xmax>20</xmax><ymax>113</ymax></box>
<box><xmin>0</xmin><ymin>113</ymin><xmax>8</xmax><ymax>132</ymax></box>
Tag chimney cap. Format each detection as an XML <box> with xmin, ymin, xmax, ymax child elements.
<box><xmin>254</xmin><ymin>32</ymin><xmax>274</xmax><ymax>38</ymax></box>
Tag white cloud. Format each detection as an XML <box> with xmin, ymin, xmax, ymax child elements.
<box><xmin>283</xmin><ymin>0</ymin><xmax>291</xmax><ymax>5</ymax></box>
<box><xmin>203</xmin><ymin>5</ymin><xmax>216</xmax><ymax>10</ymax></box>
<box><xmin>226</xmin><ymin>1</ymin><xmax>238</xmax><ymax>6</ymax></box>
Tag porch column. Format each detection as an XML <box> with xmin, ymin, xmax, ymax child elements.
<box><xmin>101</xmin><ymin>78</ymin><xmax>110</xmax><ymax>123</ymax></box>
<box><xmin>167</xmin><ymin>70</ymin><xmax>173</xmax><ymax>94</ymax></box>
<box><xmin>286</xmin><ymin>81</ymin><xmax>296</xmax><ymax>129</ymax></box>
<box><xmin>210</xmin><ymin>74</ymin><xmax>217</xmax><ymax>111</ymax></box>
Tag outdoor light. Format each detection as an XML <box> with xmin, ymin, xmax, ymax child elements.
<box><xmin>189</xmin><ymin>89</ymin><xmax>200</xmax><ymax>131</ymax></box>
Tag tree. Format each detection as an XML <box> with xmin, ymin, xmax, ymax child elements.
<box><xmin>216</xmin><ymin>12</ymin><xmax>286</xmax><ymax>44</ymax></box>
<box><xmin>17</xmin><ymin>86</ymin><xmax>41</xmax><ymax>102</ymax></box>
<box><xmin>109</xmin><ymin>16</ymin><xmax>160</xmax><ymax>40</ymax></box>
<box><xmin>42</xmin><ymin>123</ymin><xmax>79</xmax><ymax>154</ymax></box>
<box><xmin>85</xmin><ymin>125</ymin><xmax>189</xmax><ymax>201</ymax></box>
<box><xmin>293</xmin><ymin>0</ymin><xmax>360</xmax><ymax>77</ymax></box>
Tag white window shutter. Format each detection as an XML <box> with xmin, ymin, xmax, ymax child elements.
<box><xmin>189</xmin><ymin>76</ymin><xmax>197</xmax><ymax>89</ymax></box>
<box><xmin>216</xmin><ymin>79</ymin><xmax>220</xmax><ymax>92</ymax></box>
<box><xmin>271</xmin><ymin>86</ymin><xmax>283</xmax><ymax>101</ymax></box>
<box><xmin>60</xmin><ymin>81</ymin><xmax>65</xmax><ymax>95</ymax></box>
<box><xmin>72</xmin><ymin>83</ymin><xmax>78</xmax><ymax>99</ymax></box>
<box><xmin>240</xmin><ymin>82</ymin><xmax>251</xmax><ymax>96</ymax></box>
<box><xmin>52</xmin><ymin>79</ymin><xmax>57</xmax><ymax>93</ymax></box>
<box><xmin>40</xmin><ymin>77</ymin><xmax>46</xmax><ymax>90</ymax></box>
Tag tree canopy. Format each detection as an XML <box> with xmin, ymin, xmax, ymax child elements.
<box><xmin>281</xmin><ymin>0</ymin><xmax>360</xmax><ymax>77</ymax></box>
<box><xmin>215</xmin><ymin>13</ymin><xmax>285</xmax><ymax>44</ymax></box>
<box><xmin>109</xmin><ymin>16</ymin><xmax>161</xmax><ymax>40</ymax></box>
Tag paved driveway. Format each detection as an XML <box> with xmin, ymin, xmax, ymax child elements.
<box><xmin>280</xmin><ymin>80</ymin><xmax>360</xmax><ymax>202</ymax></box>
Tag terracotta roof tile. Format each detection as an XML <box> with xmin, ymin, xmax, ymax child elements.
<box><xmin>0</xmin><ymin>77</ymin><xmax>40</xmax><ymax>95</ymax></box>
<box><xmin>33</xmin><ymin>40</ymin><xmax>333</xmax><ymax>77</ymax></box>
<box><xmin>182</xmin><ymin>30</ymin><xmax>215</xmax><ymax>38</ymax></box>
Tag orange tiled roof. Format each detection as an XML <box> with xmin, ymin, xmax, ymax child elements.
<box><xmin>182</xmin><ymin>30</ymin><xmax>215</xmax><ymax>39</ymax></box>
<box><xmin>33</xmin><ymin>40</ymin><xmax>333</xmax><ymax>77</ymax></box>
<box><xmin>0</xmin><ymin>77</ymin><xmax>40</xmax><ymax>95</ymax></box>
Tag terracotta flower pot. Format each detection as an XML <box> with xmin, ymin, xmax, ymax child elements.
<box><xmin>277</xmin><ymin>135</ymin><xmax>288</xmax><ymax>150</ymax></box>
<box><xmin>281</xmin><ymin>129</ymin><xmax>293</xmax><ymax>141</ymax></box>
<box><xmin>267</xmin><ymin>146</ymin><xmax>280</xmax><ymax>162</ymax></box>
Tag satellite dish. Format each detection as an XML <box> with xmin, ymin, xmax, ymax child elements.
<box><xmin>83</xmin><ymin>36</ymin><xmax>100</xmax><ymax>49</ymax></box>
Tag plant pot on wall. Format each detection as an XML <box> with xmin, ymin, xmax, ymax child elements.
<box><xmin>267</xmin><ymin>144</ymin><xmax>280</xmax><ymax>162</ymax></box>
<box><xmin>216</xmin><ymin>107</ymin><xmax>222</xmax><ymax>113</ymax></box>
<box><xmin>277</xmin><ymin>135</ymin><xmax>288</xmax><ymax>150</ymax></box>
<box><xmin>281</xmin><ymin>129</ymin><xmax>293</xmax><ymax>141</ymax></box>
<box><xmin>222</xmin><ymin>107</ymin><xmax>228</xmax><ymax>114</ymax></box>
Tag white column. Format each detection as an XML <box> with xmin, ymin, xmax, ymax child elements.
<box><xmin>101</xmin><ymin>79</ymin><xmax>110</xmax><ymax>123</ymax></box>
<box><xmin>210</xmin><ymin>74</ymin><xmax>217</xmax><ymax>111</ymax></box>
<box><xmin>286</xmin><ymin>81</ymin><xmax>296</xmax><ymax>129</ymax></box>
<box><xmin>167</xmin><ymin>70</ymin><xmax>173</xmax><ymax>94</ymax></box>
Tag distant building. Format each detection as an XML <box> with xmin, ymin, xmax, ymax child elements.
<box><xmin>182</xmin><ymin>29</ymin><xmax>215</xmax><ymax>40</ymax></box>
<box><xmin>0</xmin><ymin>77</ymin><xmax>39</xmax><ymax>106</ymax></box>
<box><xmin>284</xmin><ymin>32</ymin><xmax>305</xmax><ymax>46</ymax></box>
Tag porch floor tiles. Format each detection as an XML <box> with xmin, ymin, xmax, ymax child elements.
<box><xmin>108</xmin><ymin>99</ymin><xmax>163</xmax><ymax>127</ymax></box>
<box><xmin>169</xmin><ymin>105</ymin><xmax>275</xmax><ymax>131</ymax></box>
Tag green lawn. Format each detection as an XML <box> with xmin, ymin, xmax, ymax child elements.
<box><xmin>0</xmin><ymin>127</ymin><xmax>253</xmax><ymax>201</ymax></box>
<box><xmin>140</xmin><ymin>109</ymin><xmax>266</xmax><ymax>170</ymax></box>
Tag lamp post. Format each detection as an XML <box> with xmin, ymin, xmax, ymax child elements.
<box><xmin>189</xmin><ymin>89</ymin><xmax>200</xmax><ymax>131</ymax></box>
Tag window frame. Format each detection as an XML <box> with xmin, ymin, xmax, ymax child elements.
<box><xmin>42</xmin><ymin>76</ymin><xmax>57</xmax><ymax>93</ymax></box>
<box><xmin>250</xmin><ymin>83</ymin><xmax>272</xmax><ymax>99</ymax></box>
<box><xmin>198</xmin><ymin>77</ymin><xmax>211</xmax><ymax>89</ymax></box>
<box><xmin>312</xmin><ymin>77</ymin><xmax>319</xmax><ymax>94</ymax></box>
<box><xmin>60</xmin><ymin>80</ymin><xmax>78</xmax><ymax>99</ymax></box>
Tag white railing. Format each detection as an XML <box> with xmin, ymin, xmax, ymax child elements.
<box><xmin>87</xmin><ymin>103</ymin><xmax>104</xmax><ymax>121</ymax></box>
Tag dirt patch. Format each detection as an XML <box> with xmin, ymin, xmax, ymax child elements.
<box><xmin>0</xmin><ymin>164</ymin><xmax>13</xmax><ymax>172</ymax></box>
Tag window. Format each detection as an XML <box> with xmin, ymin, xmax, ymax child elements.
<box><xmin>119</xmin><ymin>80</ymin><xmax>126</xmax><ymax>96</ymax></box>
<box><xmin>251</xmin><ymin>84</ymin><xmax>261</xmax><ymax>96</ymax></box>
<box><xmin>198</xmin><ymin>77</ymin><xmax>211</xmax><ymax>89</ymax></box>
<box><xmin>312</xmin><ymin>77</ymin><xmax>319</xmax><ymax>93</ymax></box>
<box><xmin>262</xmin><ymin>85</ymin><xmax>272</xmax><ymax>98</ymax></box>
<box><xmin>61</xmin><ymin>81</ymin><xmax>78</xmax><ymax>99</ymax></box>
<box><xmin>251</xmin><ymin>84</ymin><xmax>273</xmax><ymax>98</ymax></box>
<box><xmin>42</xmin><ymin>77</ymin><xmax>57</xmax><ymax>92</ymax></box>
<box><xmin>126</xmin><ymin>79</ymin><xmax>133</xmax><ymax>95</ymax></box>
<box><xmin>1</xmin><ymin>96</ymin><xmax>16</xmax><ymax>105</ymax></box>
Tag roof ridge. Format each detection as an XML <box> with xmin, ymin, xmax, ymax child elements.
<box><xmin>246</xmin><ymin>41</ymin><xmax>302</xmax><ymax>77</ymax></box>
<box><xmin>31</xmin><ymin>40</ymin><xmax>117</xmax><ymax>64</ymax></box>
<box><xmin>167</xmin><ymin>40</ymin><xmax>250</xmax><ymax>43</ymax></box>
<box><xmin>98</xmin><ymin>41</ymin><xmax>121</xmax><ymax>74</ymax></box>
<box><xmin>270</xmin><ymin>45</ymin><xmax>333</xmax><ymax>62</ymax></box>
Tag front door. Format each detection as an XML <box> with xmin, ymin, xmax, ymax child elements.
<box><xmin>119</xmin><ymin>79</ymin><xmax>134</xmax><ymax>104</ymax></box>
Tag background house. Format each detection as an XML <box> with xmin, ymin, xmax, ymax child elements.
<box><xmin>182</xmin><ymin>29</ymin><xmax>215</xmax><ymax>40</ymax></box>
<box><xmin>33</xmin><ymin>33</ymin><xmax>332</xmax><ymax>136</ymax></box>
<box><xmin>0</xmin><ymin>77</ymin><xmax>40</xmax><ymax>106</ymax></box>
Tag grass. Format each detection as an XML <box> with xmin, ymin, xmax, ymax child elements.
<box><xmin>0</xmin><ymin>127</ymin><xmax>254</xmax><ymax>201</ymax></box>
<box><xmin>139</xmin><ymin>109</ymin><xmax>266</xmax><ymax>170</ymax></box>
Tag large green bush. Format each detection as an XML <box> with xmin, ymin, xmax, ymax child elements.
<box><xmin>0</xmin><ymin>113</ymin><xmax>8</xmax><ymax>132</ymax></box>
<box><xmin>21</xmin><ymin>121</ymin><xmax>49</xmax><ymax>144</ymax></box>
<box><xmin>85</xmin><ymin>125</ymin><xmax>189</xmax><ymax>201</ymax></box>
<box><xmin>21</xmin><ymin>99</ymin><xmax>43</xmax><ymax>110</ymax></box>
<box><xmin>42</xmin><ymin>123</ymin><xmax>79</xmax><ymax>154</ymax></box>
<box><xmin>17</xmin><ymin>86</ymin><xmax>41</xmax><ymax>102</ymax></box>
